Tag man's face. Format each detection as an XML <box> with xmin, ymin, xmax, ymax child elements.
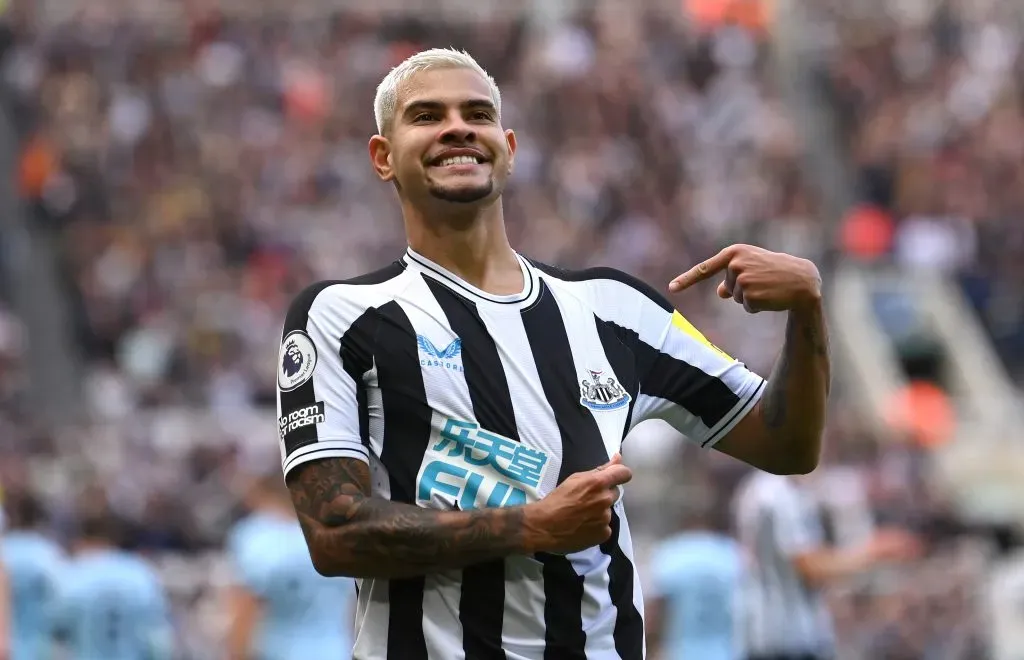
<box><xmin>370</xmin><ymin>68</ymin><xmax>516</xmax><ymax>207</ymax></box>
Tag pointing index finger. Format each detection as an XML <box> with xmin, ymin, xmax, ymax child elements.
<box><xmin>669</xmin><ymin>247</ymin><xmax>734</xmax><ymax>292</ymax></box>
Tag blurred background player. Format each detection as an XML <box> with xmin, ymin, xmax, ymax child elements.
<box><xmin>0</xmin><ymin>486</ymin><xmax>12</xmax><ymax>660</ymax></box>
<box><xmin>1</xmin><ymin>491</ymin><xmax>62</xmax><ymax>660</ymax></box>
<box><xmin>52</xmin><ymin>509</ymin><xmax>174</xmax><ymax>659</ymax></box>
<box><xmin>646</xmin><ymin>494</ymin><xmax>744</xmax><ymax>660</ymax></box>
<box><xmin>732</xmin><ymin>469</ymin><xmax>922</xmax><ymax>660</ymax></box>
<box><xmin>225</xmin><ymin>470</ymin><xmax>355</xmax><ymax>660</ymax></box>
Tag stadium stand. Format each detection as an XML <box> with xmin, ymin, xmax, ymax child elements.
<box><xmin>0</xmin><ymin>0</ymin><xmax>1018</xmax><ymax>655</ymax></box>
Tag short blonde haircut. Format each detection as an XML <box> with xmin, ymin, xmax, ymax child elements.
<box><xmin>373</xmin><ymin>48</ymin><xmax>502</xmax><ymax>135</ymax></box>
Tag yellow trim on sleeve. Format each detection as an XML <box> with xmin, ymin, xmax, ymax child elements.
<box><xmin>671</xmin><ymin>311</ymin><xmax>733</xmax><ymax>360</ymax></box>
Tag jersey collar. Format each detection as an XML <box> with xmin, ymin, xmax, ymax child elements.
<box><xmin>402</xmin><ymin>247</ymin><xmax>539</xmax><ymax>307</ymax></box>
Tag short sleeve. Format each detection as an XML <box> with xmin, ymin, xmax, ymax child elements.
<box><xmin>584</xmin><ymin>270</ymin><xmax>764</xmax><ymax>449</ymax></box>
<box><xmin>277</xmin><ymin>283</ymin><xmax>377</xmax><ymax>478</ymax></box>
<box><xmin>633</xmin><ymin>309</ymin><xmax>765</xmax><ymax>448</ymax></box>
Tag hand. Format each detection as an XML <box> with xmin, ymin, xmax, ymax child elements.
<box><xmin>525</xmin><ymin>454</ymin><xmax>633</xmax><ymax>555</ymax></box>
<box><xmin>668</xmin><ymin>244</ymin><xmax>822</xmax><ymax>313</ymax></box>
<box><xmin>867</xmin><ymin>528</ymin><xmax>924</xmax><ymax>563</ymax></box>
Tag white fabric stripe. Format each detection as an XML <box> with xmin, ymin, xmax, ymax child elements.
<box><xmin>537</xmin><ymin>280</ymin><xmax>630</xmax><ymax>656</ymax></box>
<box><xmin>701</xmin><ymin>376</ymin><xmax>765</xmax><ymax>448</ymax></box>
<box><xmin>476</xmin><ymin>305</ymin><xmax>554</xmax><ymax>653</ymax></box>
<box><xmin>282</xmin><ymin>443</ymin><xmax>369</xmax><ymax>478</ymax></box>
<box><xmin>351</xmin><ymin>577</ymin><xmax>391</xmax><ymax>660</ymax></box>
<box><xmin>569</xmin><ymin>547</ymin><xmax>617</xmax><ymax>659</ymax></box>
<box><xmin>616</xmin><ymin>505</ymin><xmax>647</xmax><ymax>660</ymax></box>
<box><xmin>401</xmin><ymin>285</ymin><xmax>476</xmax><ymax>660</ymax></box>
<box><xmin>365</xmin><ymin>361</ymin><xmax>385</xmax><ymax>459</ymax></box>
<box><xmin>576</xmin><ymin>278</ymin><xmax>671</xmax><ymax>350</ymax></box>
<box><xmin>542</xmin><ymin>285</ymin><xmax>629</xmax><ymax>462</ymax></box>
<box><xmin>364</xmin><ymin>361</ymin><xmax>392</xmax><ymax>501</ymax></box>
<box><xmin>547</xmin><ymin>274</ymin><xmax>762</xmax><ymax>451</ymax></box>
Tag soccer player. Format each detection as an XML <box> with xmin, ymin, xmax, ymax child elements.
<box><xmin>276</xmin><ymin>48</ymin><xmax>830</xmax><ymax>659</ymax></box>
<box><xmin>646</xmin><ymin>504</ymin><xmax>744</xmax><ymax>660</ymax></box>
<box><xmin>732</xmin><ymin>470</ymin><xmax>921</xmax><ymax>660</ymax></box>
<box><xmin>1</xmin><ymin>492</ymin><xmax>63</xmax><ymax>659</ymax></box>
<box><xmin>52</xmin><ymin>510</ymin><xmax>174</xmax><ymax>659</ymax></box>
<box><xmin>226</xmin><ymin>471</ymin><xmax>355</xmax><ymax>660</ymax></box>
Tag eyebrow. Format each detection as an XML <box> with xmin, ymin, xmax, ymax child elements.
<box><xmin>402</xmin><ymin>99</ymin><xmax>497</xmax><ymax>118</ymax></box>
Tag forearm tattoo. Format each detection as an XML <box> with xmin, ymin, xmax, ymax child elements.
<box><xmin>287</xmin><ymin>458</ymin><xmax>526</xmax><ymax>577</ymax></box>
<box><xmin>762</xmin><ymin>309</ymin><xmax>831</xmax><ymax>429</ymax></box>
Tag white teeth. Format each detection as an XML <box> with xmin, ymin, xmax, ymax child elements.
<box><xmin>438</xmin><ymin>155</ymin><xmax>479</xmax><ymax>167</ymax></box>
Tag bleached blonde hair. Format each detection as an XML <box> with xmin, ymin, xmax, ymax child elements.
<box><xmin>373</xmin><ymin>48</ymin><xmax>502</xmax><ymax>135</ymax></box>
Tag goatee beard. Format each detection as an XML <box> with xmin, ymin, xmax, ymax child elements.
<box><xmin>428</xmin><ymin>180</ymin><xmax>494</xmax><ymax>203</ymax></box>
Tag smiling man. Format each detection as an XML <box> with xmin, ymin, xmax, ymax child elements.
<box><xmin>276</xmin><ymin>48</ymin><xmax>830</xmax><ymax>660</ymax></box>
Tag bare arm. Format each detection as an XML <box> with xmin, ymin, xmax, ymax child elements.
<box><xmin>792</xmin><ymin>528</ymin><xmax>921</xmax><ymax>588</ymax></box>
<box><xmin>287</xmin><ymin>454</ymin><xmax>634</xmax><ymax>579</ymax></box>
<box><xmin>669</xmin><ymin>245</ymin><xmax>831</xmax><ymax>475</ymax></box>
<box><xmin>718</xmin><ymin>299</ymin><xmax>830</xmax><ymax>475</ymax></box>
<box><xmin>287</xmin><ymin>458</ymin><xmax>531</xmax><ymax>579</ymax></box>
<box><xmin>225</xmin><ymin>586</ymin><xmax>261</xmax><ymax>660</ymax></box>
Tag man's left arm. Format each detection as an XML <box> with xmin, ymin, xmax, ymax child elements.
<box><xmin>669</xmin><ymin>244</ymin><xmax>830</xmax><ymax>475</ymax></box>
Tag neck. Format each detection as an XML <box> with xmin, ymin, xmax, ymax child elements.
<box><xmin>403</xmin><ymin>200</ymin><xmax>521</xmax><ymax>294</ymax></box>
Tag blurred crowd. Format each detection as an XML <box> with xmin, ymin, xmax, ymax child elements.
<box><xmin>0</xmin><ymin>0</ymin><xmax>1018</xmax><ymax>656</ymax></box>
<box><xmin>823</xmin><ymin>0</ymin><xmax>1024</xmax><ymax>381</ymax></box>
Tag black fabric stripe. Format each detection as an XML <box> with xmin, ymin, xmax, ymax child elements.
<box><xmin>426</xmin><ymin>277</ymin><xmax>511</xmax><ymax>660</ymax></box>
<box><xmin>601</xmin><ymin>511</ymin><xmax>644</xmax><ymax>660</ymax></box>
<box><xmin>373</xmin><ymin>300</ymin><xmax>430</xmax><ymax>660</ymax></box>
<box><xmin>286</xmin><ymin>445</ymin><xmax>370</xmax><ymax>463</ymax></box>
<box><xmin>526</xmin><ymin>259</ymin><xmax>674</xmax><ymax>313</ymax></box>
<box><xmin>279</xmin><ymin>281</ymin><xmax>338</xmax><ymax>455</ymax></box>
<box><xmin>606</xmin><ymin>321</ymin><xmax>740</xmax><ymax>430</ymax></box>
<box><xmin>521</xmin><ymin>281</ymin><xmax>601</xmax><ymax>660</ymax></box>
<box><xmin>339</xmin><ymin>310</ymin><xmax>379</xmax><ymax>449</ymax></box>
<box><xmin>537</xmin><ymin>557</ymin><xmax>586</xmax><ymax>660</ymax></box>
<box><xmin>594</xmin><ymin>318</ymin><xmax>640</xmax><ymax>442</ymax></box>
<box><xmin>523</xmin><ymin>283</ymin><xmax>610</xmax><ymax>479</ymax></box>
<box><xmin>278</xmin><ymin>265</ymin><xmax>405</xmax><ymax>455</ymax></box>
<box><xmin>702</xmin><ymin>378</ymin><xmax>764</xmax><ymax>448</ymax></box>
<box><xmin>375</xmin><ymin>300</ymin><xmax>433</xmax><ymax>504</ymax></box>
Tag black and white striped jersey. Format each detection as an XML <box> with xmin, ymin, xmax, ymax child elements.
<box><xmin>276</xmin><ymin>248</ymin><xmax>766</xmax><ymax>660</ymax></box>
<box><xmin>731</xmin><ymin>472</ymin><xmax>835</xmax><ymax>658</ymax></box>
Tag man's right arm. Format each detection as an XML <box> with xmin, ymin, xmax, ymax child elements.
<box><xmin>287</xmin><ymin>458</ymin><xmax>532</xmax><ymax>579</ymax></box>
<box><xmin>287</xmin><ymin>455</ymin><xmax>634</xmax><ymax>579</ymax></box>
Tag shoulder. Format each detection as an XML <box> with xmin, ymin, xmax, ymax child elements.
<box><xmin>283</xmin><ymin>260</ymin><xmax>409</xmax><ymax>332</ymax></box>
<box><xmin>526</xmin><ymin>258</ymin><xmax>674</xmax><ymax>314</ymax></box>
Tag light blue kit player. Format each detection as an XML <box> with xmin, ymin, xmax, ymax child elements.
<box><xmin>226</xmin><ymin>472</ymin><xmax>356</xmax><ymax>660</ymax></box>
<box><xmin>2</xmin><ymin>492</ymin><xmax>64</xmax><ymax>660</ymax></box>
<box><xmin>53</xmin><ymin>511</ymin><xmax>174</xmax><ymax>659</ymax></box>
<box><xmin>646</xmin><ymin>506</ymin><xmax>745</xmax><ymax>660</ymax></box>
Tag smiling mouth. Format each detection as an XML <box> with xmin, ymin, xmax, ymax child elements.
<box><xmin>437</xmin><ymin>155</ymin><xmax>481</xmax><ymax>166</ymax></box>
<box><xmin>430</xmin><ymin>154</ymin><xmax>488</xmax><ymax>168</ymax></box>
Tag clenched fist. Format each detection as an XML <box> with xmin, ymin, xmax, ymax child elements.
<box><xmin>524</xmin><ymin>454</ymin><xmax>632</xmax><ymax>555</ymax></box>
<box><xmin>669</xmin><ymin>244</ymin><xmax>822</xmax><ymax>314</ymax></box>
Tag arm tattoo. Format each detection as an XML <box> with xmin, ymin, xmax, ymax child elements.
<box><xmin>761</xmin><ymin>318</ymin><xmax>795</xmax><ymax>429</ymax></box>
<box><xmin>762</xmin><ymin>308</ymin><xmax>831</xmax><ymax>430</ymax></box>
<box><xmin>287</xmin><ymin>458</ymin><xmax>527</xmax><ymax>579</ymax></box>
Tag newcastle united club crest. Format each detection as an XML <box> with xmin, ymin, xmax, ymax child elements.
<box><xmin>579</xmin><ymin>369</ymin><xmax>631</xmax><ymax>411</ymax></box>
